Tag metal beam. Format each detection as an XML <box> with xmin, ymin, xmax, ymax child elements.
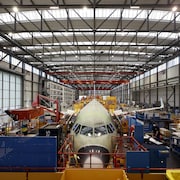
<box><xmin>60</xmin><ymin>80</ymin><xmax>129</xmax><ymax>84</ymax></box>
<box><xmin>3</xmin><ymin>44</ymin><xmax>176</xmax><ymax>47</ymax></box>
<box><xmin>0</xmin><ymin>4</ymin><xmax>179</xmax><ymax>9</ymax></box>
<box><xmin>0</xmin><ymin>54</ymin><xmax>8</xmax><ymax>62</ymax></box>
<box><xmin>0</xmin><ymin>29</ymin><xmax>180</xmax><ymax>33</ymax></box>
<box><xmin>78</xmin><ymin>87</ymin><xmax>112</xmax><ymax>90</ymax></box>
<box><xmin>47</xmin><ymin>71</ymin><xmax>139</xmax><ymax>75</ymax></box>
<box><xmin>0</xmin><ymin>32</ymin><xmax>44</xmax><ymax>65</ymax></box>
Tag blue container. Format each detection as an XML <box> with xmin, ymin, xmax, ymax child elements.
<box><xmin>0</xmin><ymin>136</ymin><xmax>57</xmax><ymax>172</ymax></box>
<box><xmin>143</xmin><ymin>143</ymin><xmax>169</xmax><ymax>169</ymax></box>
<box><xmin>126</xmin><ymin>151</ymin><xmax>150</xmax><ymax>173</ymax></box>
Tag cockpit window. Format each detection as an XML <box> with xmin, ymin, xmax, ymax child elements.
<box><xmin>80</xmin><ymin>126</ymin><xmax>93</xmax><ymax>136</ymax></box>
<box><xmin>107</xmin><ymin>123</ymin><xmax>115</xmax><ymax>133</ymax></box>
<box><xmin>73</xmin><ymin>123</ymin><xmax>81</xmax><ymax>134</ymax></box>
<box><xmin>94</xmin><ymin>125</ymin><xmax>107</xmax><ymax>136</ymax></box>
<box><xmin>72</xmin><ymin>123</ymin><xmax>78</xmax><ymax>131</ymax></box>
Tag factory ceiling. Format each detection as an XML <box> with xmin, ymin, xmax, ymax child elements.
<box><xmin>0</xmin><ymin>0</ymin><xmax>180</xmax><ymax>90</ymax></box>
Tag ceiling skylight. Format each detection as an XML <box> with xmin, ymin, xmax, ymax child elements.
<box><xmin>0</xmin><ymin>8</ymin><xmax>179</xmax><ymax>25</ymax></box>
<box><xmin>0</xmin><ymin>31</ymin><xmax>178</xmax><ymax>43</ymax></box>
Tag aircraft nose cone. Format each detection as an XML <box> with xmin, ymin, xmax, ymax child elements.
<box><xmin>78</xmin><ymin>145</ymin><xmax>110</xmax><ymax>168</ymax></box>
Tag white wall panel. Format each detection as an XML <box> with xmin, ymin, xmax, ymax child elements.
<box><xmin>151</xmin><ymin>83</ymin><xmax>156</xmax><ymax>88</ymax></box>
<box><xmin>140</xmin><ymin>78</ymin><xmax>144</xmax><ymax>86</ymax></box>
<box><xmin>144</xmin><ymin>84</ymin><xmax>150</xmax><ymax>89</ymax></box>
<box><xmin>135</xmin><ymin>80</ymin><xmax>139</xmax><ymax>87</ymax></box>
<box><xmin>1</xmin><ymin>61</ymin><xmax>9</xmax><ymax>69</ymax></box>
<box><xmin>175</xmin><ymin>85</ymin><xmax>180</xmax><ymax>107</ymax></box>
<box><xmin>11</xmin><ymin>64</ymin><xmax>22</xmax><ymax>73</ymax></box>
<box><xmin>151</xmin><ymin>74</ymin><xmax>157</xmax><ymax>83</ymax></box>
<box><xmin>24</xmin><ymin>79</ymin><xmax>32</xmax><ymax>107</ymax></box>
<box><xmin>168</xmin><ymin>65</ymin><xmax>179</xmax><ymax>79</ymax></box>
<box><xmin>15</xmin><ymin>66</ymin><xmax>23</xmax><ymax>73</ymax></box>
<box><xmin>132</xmin><ymin>82</ymin><xmax>135</xmax><ymax>88</ymax></box>
<box><xmin>167</xmin><ymin>77</ymin><xmax>179</xmax><ymax>85</ymax></box>
<box><xmin>33</xmin><ymin>74</ymin><xmax>39</xmax><ymax>82</ymax></box>
<box><xmin>33</xmin><ymin>82</ymin><xmax>38</xmax><ymax>92</ymax></box>
<box><xmin>33</xmin><ymin>82</ymin><xmax>38</xmax><ymax>101</ymax></box>
<box><xmin>150</xmin><ymin>89</ymin><xmax>157</xmax><ymax>104</ymax></box>
<box><xmin>167</xmin><ymin>87</ymin><xmax>175</xmax><ymax>107</ymax></box>
<box><xmin>24</xmin><ymin>71</ymin><xmax>32</xmax><ymax>81</ymax></box>
<box><xmin>24</xmin><ymin>91</ymin><xmax>32</xmax><ymax>107</ymax></box>
<box><xmin>144</xmin><ymin>91</ymin><xmax>150</xmax><ymax>104</ymax></box>
<box><xmin>158</xmin><ymin>70</ymin><xmax>166</xmax><ymax>81</ymax></box>
<box><xmin>158</xmin><ymin>80</ymin><xmax>166</xmax><ymax>87</ymax></box>
<box><xmin>144</xmin><ymin>77</ymin><xmax>149</xmax><ymax>84</ymax></box>
<box><xmin>139</xmin><ymin>91</ymin><xmax>144</xmax><ymax>103</ymax></box>
<box><xmin>24</xmin><ymin>81</ymin><xmax>32</xmax><ymax>91</ymax></box>
<box><xmin>158</xmin><ymin>88</ymin><xmax>166</xmax><ymax>102</ymax></box>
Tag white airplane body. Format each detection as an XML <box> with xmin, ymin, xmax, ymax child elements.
<box><xmin>70</xmin><ymin>98</ymin><xmax>164</xmax><ymax>168</ymax></box>
<box><xmin>71</xmin><ymin>99</ymin><xmax>117</xmax><ymax>168</ymax></box>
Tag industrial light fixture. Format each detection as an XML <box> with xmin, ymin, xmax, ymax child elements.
<box><xmin>64</xmin><ymin>32</ymin><xmax>68</xmax><ymax>36</ymax></box>
<box><xmin>130</xmin><ymin>6</ymin><xmax>140</xmax><ymax>9</ymax></box>
<box><xmin>83</xmin><ymin>6</ymin><xmax>88</xmax><ymax>10</ymax></box>
<box><xmin>12</xmin><ymin>6</ymin><xmax>18</xmax><ymax>13</ymax></box>
<box><xmin>49</xmin><ymin>6</ymin><xmax>59</xmax><ymax>10</ymax></box>
<box><xmin>8</xmin><ymin>32</ymin><xmax>13</xmax><ymax>37</ymax></box>
<box><xmin>172</xmin><ymin>6</ymin><xmax>178</xmax><ymax>12</ymax></box>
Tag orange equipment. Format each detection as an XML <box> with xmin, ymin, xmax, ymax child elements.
<box><xmin>32</xmin><ymin>94</ymin><xmax>61</xmax><ymax>122</ymax></box>
<box><xmin>5</xmin><ymin>107</ymin><xmax>44</xmax><ymax>121</ymax></box>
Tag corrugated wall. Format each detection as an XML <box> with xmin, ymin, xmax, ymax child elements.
<box><xmin>111</xmin><ymin>63</ymin><xmax>180</xmax><ymax>109</ymax></box>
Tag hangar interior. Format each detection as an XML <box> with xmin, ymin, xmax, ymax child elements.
<box><xmin>1</xmin><ymin>1</ymin><xmax>180</xmax><ymax>109</ymax></box>
<box><xmin>0</xmin><ymin>1</ymin><xmax>180</xmax><ymax>180</ymax></box>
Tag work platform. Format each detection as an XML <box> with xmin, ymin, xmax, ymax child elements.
<box><xmin>0</xmin><ymin>168</ymin><xmax>178</xmax><ymax>180</ymax></box>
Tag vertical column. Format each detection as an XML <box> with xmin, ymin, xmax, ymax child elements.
<box><xmin>31</xmin><ymin>66</ymin><xmax>34</xmax><ymax>104</ymax></box>
<box><xmin>22</xmin><ymin>62</ymin><xmax>25</xmax><ymax>107</ymax></box>
<box><xmin>173</xmin><ymin>85</ymin><xmax>175</xmax><ymax>108</ymax></box>
<box><xmin>128</xmin><ymin>83</ymin><xmax>130</xmax><ymax>105</ymax></box>
<box><xmin>156</xmin><ymin>68</ymin><xmax>158</xmax><ymax>102</ymax></box>
<box><xmin>149</xmin><ymin>73</ymin><xmax>151</xmax><ymax>105</ymax></box>
<box><xmin>9</xmin><ymin>55</ymin><xmax>12</xmax><ymax>70</ymax></box>
<box><xmin>179</xmin><ymin>56</ymin><xmax>180</xmax><ymax>109</ymax></box>
<box><xmin>165</xmin><ymin>63</ymin><xmax>168</xmax><ymax>111</ymax></box>
<box><xmin>143</xmin><ymin>74</ymin><xmax>145</xmax><ymax>103</ymax></box>
<box><xmin>121</xmin><ymin>86</ymin><xmax>123</xmax><ymax>103</ymax></box>
<box><xmin>139</xmin><ymin>76</ymin><xmax>141</xmax><ymax>104</ymax></box>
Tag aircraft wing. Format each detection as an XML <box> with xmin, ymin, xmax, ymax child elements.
<box><xmin>113</xmin><ymin>98</ymin><xmax>164</xmax><ymax>116</ymax></box>
<box><xmin>135</xmin><ymin>98</ymin><xmax>164</xmax><ymax>112</ymax></box>
<box><xmin>113</xmin><ymin>109</ymin><xmax>129</xmax><ymax>116</ymax></box>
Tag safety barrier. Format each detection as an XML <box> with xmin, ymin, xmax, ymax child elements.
<box><xmin>166</xmin><ymin>169</ymin><xmax>180</xmax><ymax>180</ymax></box>
<box><xmin>0</xmin><ymin>168</ymin><xmax>174</xmax><ymax>180</ymax></box>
